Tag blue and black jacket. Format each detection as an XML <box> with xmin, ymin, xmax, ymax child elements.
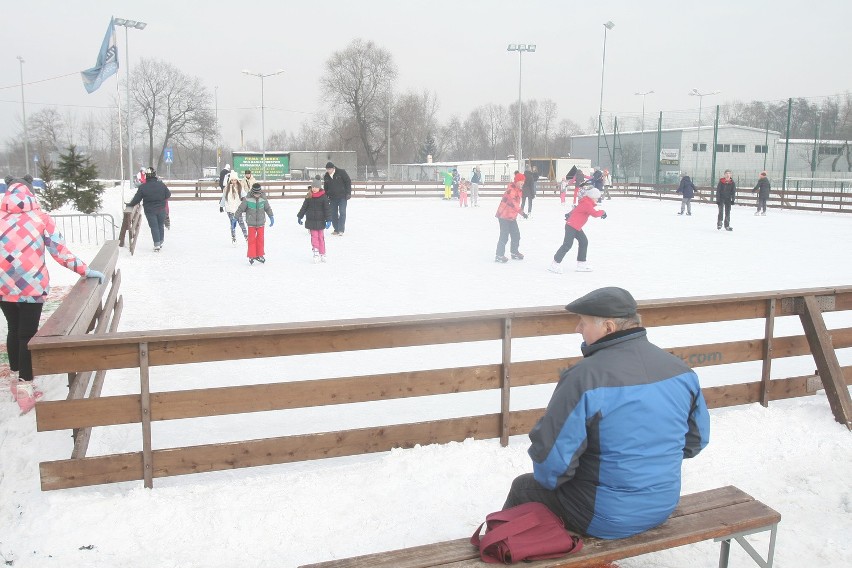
<box><xmin>528</xmin><ymin>328</ymin><xmax>710</xmax><ymax>539</ymax></box>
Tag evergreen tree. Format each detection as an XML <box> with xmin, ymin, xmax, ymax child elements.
<box><xmin>37</xmin><ymin>158</ymin><xmax>67</xmax><ymax>212</ymax></box>
<box><xmin>57</xmin><ymin>145</ymin><xmax>104</xmax><ymax>214</ymax></box>
<box><xmin>418</xmin><ymin>132</ymin><xmax>438</xmax><ymax>163</ymax></box>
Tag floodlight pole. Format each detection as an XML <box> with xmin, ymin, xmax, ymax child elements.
<box><xmin>689</xmin><ymin>88</ymin><xmax>719</xmax><ymax>185</ymax></box>
<box><xmin>17</xmin><ymin>56</ymin><xmax>29</xmax><ymax>175</ymax></box>
<box><xmin>634</xmin><ymin>90</ymin><xmax>654</xmax><ymax>184</ymax></box>
<box><xmin>596</xmin><ymin>21</ymin><xmax>614</xmax><ymax>167</ymax></box>
<box><xmin>507</xmin><ymin>43</ymin><xmax>536</xmax><ymax>173</ymax></box>
<box><xmin>114</xmin><ymin>18</ymin><xmax>147</xmax><ymax>181</ymax></box>
<box><xmin>242</xmin><ymin>69</ymin><xmax>285</xmax><ymax>181</ymax></box>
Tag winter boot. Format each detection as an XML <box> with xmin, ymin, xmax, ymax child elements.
<box><xmin>576</xmin><ymin>261</ymin><xmax>593</xmax><ymax>272</ymax></box>
<box><xmin>15</xmin><ymin>381</ymin><xmax>43</xmax><ymax>414</ymax></box>
<box><xmin>547</xmin><ymin>261</ymin><xmax>563</xmax><ymax>274</ymax></box>
<box><xmin>511</xmin><ymin>252</ymin><xmax>524</xmax><ymax>260</ymax></box>
<box><xmin>495</xmin><ymin>255</ymin><xmax>509</xmax><ymax>263</ymax></box>
<box><xmin>312</xmin><ymin>249</ymin><xmax>320</xmax><ymax>264</ymax></box>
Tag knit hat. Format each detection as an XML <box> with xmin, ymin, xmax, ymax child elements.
<box><xmin>514</xmin><ymin>172</ymin><xmax>525</xmax><ymax>183</ymax></box>
<box><xmin>250</xmin><ymin>183</ymin><xmax>262</xmax><ymax>197</ymax></box>
<box><xmin>326</xmin><ymin>162</ymin><xmax>335</xmax><ymax>169</ymax></box>
<box><xmin>311</xmin><ymin>176</ymin><xmax>322</xmax><ymax>188</ymax></box>
<box><xmin>585</xmin><ymin>188</ymin><xmax>601</xmax><ymax>201</ymax></box>
<box><xmin>565</xmin><ymin>287</ymin><xmax>638</xmax><ymax>318</ymax></box>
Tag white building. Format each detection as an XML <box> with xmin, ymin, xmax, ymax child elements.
<box><xmin>570</xmin><ymin>125</ymin><xmax>781</xmax><ymax>186</ymax></box>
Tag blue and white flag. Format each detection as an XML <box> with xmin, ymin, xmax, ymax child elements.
<box><xmin>81</xmin><ymin>18</ymin><xmax>119</xmax><ymax>94</ymax></box>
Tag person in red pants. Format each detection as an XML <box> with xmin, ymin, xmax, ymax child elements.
<box><xmin>235</xmin><ymin>184</ymin><xmax>274</xmax><ymax>264</ymax></box>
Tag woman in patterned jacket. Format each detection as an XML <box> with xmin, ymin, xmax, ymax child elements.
<box><xmin>0</xmin><ymin>177</ymin><xmax>103</xmax><ymax>413</ymax></box>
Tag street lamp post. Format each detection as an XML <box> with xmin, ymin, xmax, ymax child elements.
<box><xmin>688</xmin><ymin>88</ymin><xmax>719</xmax><ymax>185</ymax></box>
<box><xmin>634</xmin><ymin>90</ymin><xmax>654</xmax><ymax>184</ymax></box>
<box><xmin>113</xmin><ymin>18</ymin><xmax>147</xmax><ymax>181</ymax></box>
<box><xmin>16</xmin><ymin>56</ymin><xmax>29</xmax><ymax>175</ymax></box>
<box><xmin>507</xmin><ymin>43</ymin><xmax>536</xmax><ymax>173</ymax></box>
<box><xmin>242</xmin><ymin>69</ymin><xmax>285</xmax><ymax>182</ymax></box>
<box><xmin>596</xmin><ymin>21</ymin><xmax>615</xmax><ymax>167</ymax></box>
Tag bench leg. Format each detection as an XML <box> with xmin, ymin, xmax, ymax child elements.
<box><xmin>716</xmin><ymin>524</ymin><xmax>778</xmax><ymax>568</ymax></box>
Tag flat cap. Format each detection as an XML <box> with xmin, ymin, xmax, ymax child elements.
<box><xmin>565</xmin><ymin>286</ymin><xmax>637</xmax><ymax>318</ymax></box>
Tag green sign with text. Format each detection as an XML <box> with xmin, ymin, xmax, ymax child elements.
<box><xmin>232</xmin><ymin>152</ymin><xmax>290</xmax><ymax>179</ymax></box>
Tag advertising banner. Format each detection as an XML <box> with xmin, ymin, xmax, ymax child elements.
<box><xmin>660</xmin><ymin>149</ymin><xmax>680</xmax><ymax>165</ymax></box>
<box><xmin>232</xmin><ymin>152</ymin><xmax>290</xmax><ymax>179</ymax></box>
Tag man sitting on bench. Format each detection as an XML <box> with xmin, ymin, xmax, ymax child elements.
<box><xmin>503</xmin><ymin>286</ymin><xmax>711</xmax><ymax>539</ymax></box>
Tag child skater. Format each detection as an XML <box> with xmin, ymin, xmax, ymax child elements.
<box><xmin>548</xmin><ymin>187</ymin><xmax>606</xmax><ymax>273</ymax></box>
<box><xmin>559</xmin><ymin>174</ymin><xmax>570</xmax><ymax>206</ymax></box>
<box><xmin>235</xmin><ymin>183</ymin><xmax>274</xmax><ymax>264</ymax></box>
<box><xmin>458</xmin><ymin>177</ymin><xmax>470</xmax><ymax>207</ymax></box>
<box><xmin>219</xmin><ymin>175</ymin><xmax>248</xmax><ymax>243</ymax></box>
<box><xmin>297</xmin><ymin>177</ymin><xmax>332</xmax><ymax>263</ymax></box>
<box><xmin>494</xmin><ymin>172</ymin><xmax>528</xmax><ymax>263</ymax></box>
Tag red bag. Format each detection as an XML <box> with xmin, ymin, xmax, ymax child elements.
<box><xmin>470</xmin><ymin>502</ymin><xmax>583</xmax><ymax>564</ymax></box>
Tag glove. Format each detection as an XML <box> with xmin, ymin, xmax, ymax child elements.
<box><xmin>325</xmin><ymin>220</ymin><xmax>331</xmax><ymax>229</ymax></box>
<box><xmin>268</xmin><ymin>216</ymin><xmax>275</xmax><ymax>227</ymax></box>
<box><xmin>85</xmin><ymin>268</ymin><xmax>105</xmax><ymax>284</ymax></box>
<box><xmin>521</xmin><ymin>212</ymin><xmax>528</xmax><ymax>219</ymax></box>
<box><xmin>601</xmin><ymin>212</ymin><xmax>608</xmax><ymax>219</ymax></box>
<box><xmin>297</xmin><ymin>217</ymin><xmax>303</xmax><ymax>225</ymax></box>
<box><xmin>219</xmin><ymin>207</ymin><xmax>224</xmax><ymax>213</ymax></box>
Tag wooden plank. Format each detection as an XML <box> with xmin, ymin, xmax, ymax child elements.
<box><xmin>39</xmin><ymin>414</ymin><xmax>504</xmax><ymax>490</ymax></box>
<box><xmin>760</xmin><ymin>298</ymin><xmax>776</xmax><ymax>406</ymax></box>
<box><xmin>36</xmin><ymin>364</ymin><xmax>501</xmax><ymax>431</ymax></box>
<box><xmin>298</xmin><ymin>488</ymin><xmax>779</xmax><ymax>568</ymax></box>
<box><xmin>139</xmin><ymin>343</ymin><xmax>153</xmax><ymax>488</ymax></box>
<box><xmin>500</xmin><ymin>318</ymin><xmax>511</xmax><ymax>446</ymax></box>
<box><xmin>799</xmin><ymin>295</ymin><xmax>852</xmax><ymax>428</ymax></box>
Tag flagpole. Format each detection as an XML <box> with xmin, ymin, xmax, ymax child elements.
<box><xmin>116</xmin><ymin>74</ymin><xmax>126</xmax><ymax>207</ymax></box>
<box><xmin>124</xmin><ymin>25</ymin><xmax>133</xmax><ymax>182</ymax></box>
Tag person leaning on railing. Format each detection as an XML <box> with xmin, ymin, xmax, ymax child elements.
<box><xmin>0</xmin><ymin>176</ymin><xmax>104</xmax><ymax>414</ymax></box>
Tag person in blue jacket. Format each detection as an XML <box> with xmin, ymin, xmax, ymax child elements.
<box><xmin>503</xmin><ymin>286</ymin><xmax>710</xmax><ymax>539</ymax></box>
<box><xmin>676</xmin><ymin>172</ymin><xmax>697</xmax><ymax>215</ymax></box>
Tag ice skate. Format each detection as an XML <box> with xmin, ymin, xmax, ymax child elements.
<box><xmin>257</xmin><ymin>256</ymin><xmax>266</xmax><ymax>263</ymax></box>
<box><xmin>576</xmin><ymin>261</ymin><xmax>593</xmax><ymax>272</ymax></box>
<box><xmin>249</xmin><ymin>258</ymin><xmax>255</xmax><ymax>265</ymax></box>
<box><xmin>761</xmin><ymin>211</ymin><xmax>766</xmax><ymax>216</ymax></box>
<box><xmin>754</xmin><ymin>211</ymin><xmax>760</xmax><ymax>216</ymax></box>
<box><xmin>320</xmin><ymin>254</ymin><xmax>327</xmax><ymax>263</ymax></box>
<box><xmin>312</xmin><ymin>249</ymin><xmax>320</xmax><ymax>264</ymax></box>
<box><xmin>495</xmin><ymin>255</ymin><xmax>508</xmax><ymax>263</ymax></box>
<box><xmin>154</xmin><ymin>245</ymin><xmax>161</xmax><ymax>252</ymax></box>
<box><xmin>232</xmin><ymin>235</ymin><xmax>237</xmax><ymax>244</ymax></box>
<box><xmin>717</xmin><ymin>223</ymin><xmax>722</xmax><ymax>230</ymax></box>
<box><xmin>15</xmin><ymin>381</ymin><xmax>43</xmax><ymax>414</ymax></box>
<box><xmin>677</xmin><ymin>212</ymin><xmax>684</xmax><ymax>215</ymax></box>
<box><xmin>511</xmin><ymin>252</ymin><xmax>524</xmax><ymax>260</ymax></box>
<box><xmin>725</xmin><ymin>226</ymin><xmax>733</xmax><ymax>231</ymax></box>
<box><xmin>547</xmin><ymin>261</ymin><xmax>563</xmax><ymax>274</ymax></box>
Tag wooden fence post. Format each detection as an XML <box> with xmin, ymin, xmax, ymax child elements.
<box><xmin>500</xmin><ymin>318</ymin><xmax>512</xmax><ymax>446</ymax></box>
<box><xmin>760</xmin><ymin>298</ymin><xmax>776</xmax><ymax>407</ymax></box>
<box><xmin>799</xmin><ymin>295</ymin><xmax>852</xmax><ymax>429</ymax></box>
<box><xmin>139</xmin><ymin>342</ymin><xmax>154</xmax><ymax>488</ymax></box>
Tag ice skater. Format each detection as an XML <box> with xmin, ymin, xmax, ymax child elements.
<box><xmin>219</xmin><ymin>175</ymin><xmax>248</xmax><ymax>243</ymax></box>
<box><xmin>235</xmin><ymin>183</ymin><xmax>274</xmax><ymax>264</ymax></box>
<box><xmin>494</xmin><ymin>172</ymin><xmax>528</xmax><ymax>263</ymax></box>
<box><xmin>126</xmin><ymin>167</ymin><xmax>171</xmax><ymax>251</ymax></box>
<box><xmin>297</xmin><ymin>177</ymin><xmax>332</xmax><ymax>263</ymax></box>
<box><xmin>470</xmin><ymin>166</ymin><xmax>482</xmax><ymax>207</ymax></box>
<box><xmin>716</xmin><ymin>170</ymin><xmax>736</xmax><ymax>231</ymax></box>
<box><xmin>548</xmin><ymin>187</ymin><xmax>607</xmax><ymax>273</ymax></box>
<box><xmin>459</xmin><ymin>178</ymin><xmax>470</xmax><ymax>207</ymax></box>
<box><xmin>676</xmin><ymin>172</ymin><xmax>696</xmax><ymax>215</ymax></box>
<box><xmin>753</xmin><ymin>171</ymin><xmax>770</xmax><ymax>215</ymax></box>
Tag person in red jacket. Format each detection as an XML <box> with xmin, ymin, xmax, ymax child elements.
<box><xmin>548</xmin><ymin>187</ymin><xmax>606</xmax><ymax>273</ymax></box>
<box><xmin>494</xmin><ymin>172</ymin><xmax>528</xmax><ymax>263</ymax></box>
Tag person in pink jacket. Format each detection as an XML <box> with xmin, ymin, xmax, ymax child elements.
<box><xmin>548</xmin><ymin>187</ymin><xmax>607</xmax><ymax>274</ymax></box>
<box><xmin>0</xmin><ymin>176</ymin><xmax>103</xmax><ymax>413</ymax></box>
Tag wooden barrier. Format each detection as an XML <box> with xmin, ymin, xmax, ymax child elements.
<box><xmin>117</xmin><ymin>205</ymin><xmax>142</xmax><ymax>254</ymax></box>
<box><xmin>33</xmin><ymin>241</ymin><xmax>123</xmax><ymax>459</ymax></box>
<box><xmin>27</xmin><ymin>285</ymin><xmax>852</xmax><ymax>491</ymax></box>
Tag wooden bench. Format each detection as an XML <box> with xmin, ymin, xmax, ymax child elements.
<box><xmin>299</xmin><ymin>486</ymin><xmax>780</xmax><ymax>568</ymax></box>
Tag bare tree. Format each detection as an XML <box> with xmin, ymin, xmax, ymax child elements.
<box><xmin>391</xmin><ymin>90</ymin><xmax>439</xmax><ymax>163</ymax></box>
<box><xmin>321</xmin><ymin>39</ymin><xmax>398</xmax><ymax>176</ymax></box>
<box><xmin>131</xmin><ymin>58</ymin><xmax>213</xmax><ymax>171</ymax></box>
<box><xmin>541</xmin><ymin>99</ymin><xmax>558</xmax><ymax>156</ymax></box>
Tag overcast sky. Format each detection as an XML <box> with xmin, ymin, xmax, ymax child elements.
<box><xmin>2</xmin><ymin>0</ymin><xmax>851</xmax><ymax>158</ymax></box>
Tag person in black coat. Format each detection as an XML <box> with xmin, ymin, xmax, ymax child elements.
<box><xmin>298</xmin><ymin>177</ymin><xmax>332</xmax><ymax>262</ymax></box>
<box><xmin>127</xmin><ymin>167</ymin><xmax>171</xmax><ymax>250</ymax></box>
<box><xmin>715</xmin><ymin>169</ymin><xmax>736</xmax><ymax>231</ymax></box>
<box><xmin>676</xmin><ymin>173</ymin><xmax>697</xmax><ymax>215</ymax></box>
<box><xmin>753</xmin><ymin>172</ymin><xmax>771</xmax><ymax>215</ymax></box>
<box><xmin>521</xmin><ymin>165</ymin><xmax>539</xmax><ymax>215</ymax></box>
<box><xmin>323</xmin><ymin>161</ymin><xmax>352</xmax><ymax>235</ymax></box>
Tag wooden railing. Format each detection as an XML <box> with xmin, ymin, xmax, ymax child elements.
<box><xmin>32</xmin><ymin>241</ymin><xmax>123</xmax><ymax>459</ymax></box>
<box><xmin>28</xmin><ymin>283</ymin><xmax>852</xmax><ymax>491</ymax></box>
<box><xmin>166</xmin><ymin>179</ymin><xmax>852</xmax><ymax>213</ymax></box>
<box><xmin>117</xmin><ymin>205</ymin><xmax>142</xmax><ymax>254</ymax></box>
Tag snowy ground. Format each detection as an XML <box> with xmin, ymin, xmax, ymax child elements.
<box><xmin>1</xmin><ymin>187</ymin><xmax>851</xmax><ymax>567</ymax></box>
